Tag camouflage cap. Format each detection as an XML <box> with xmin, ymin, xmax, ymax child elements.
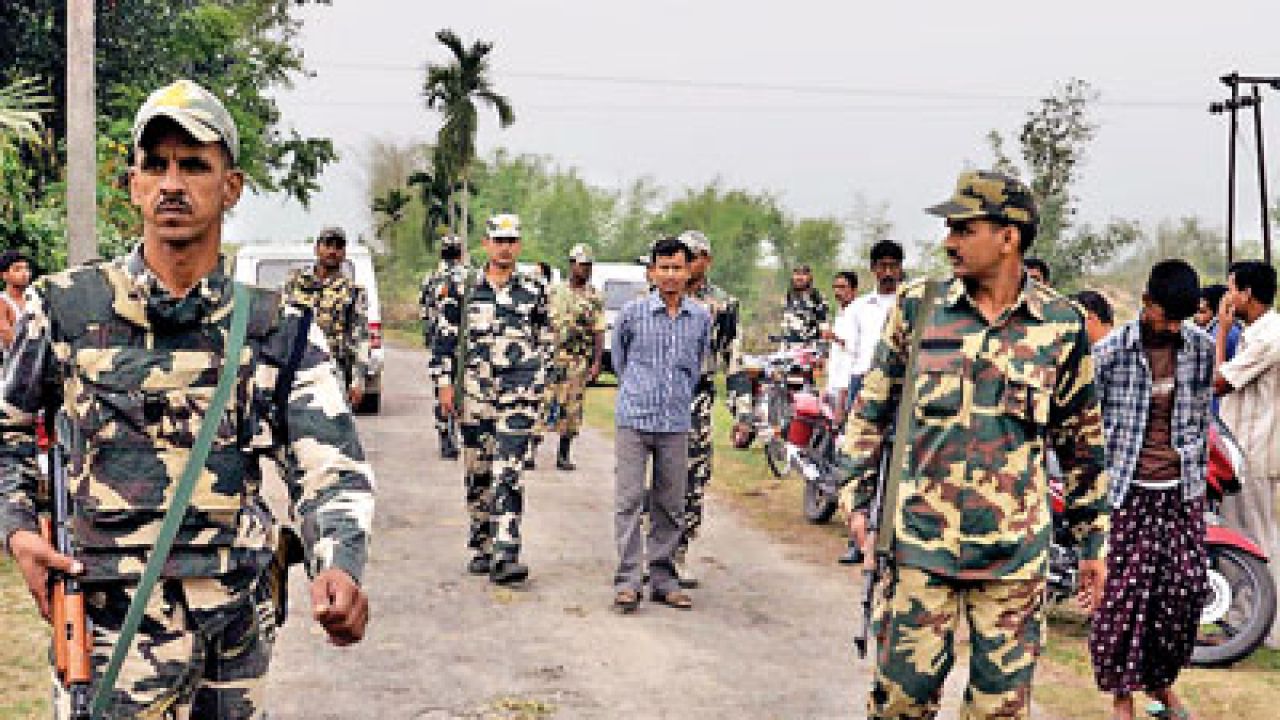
<box><xmin>440</xmin><ymin>234</ymin><xmax>464</xmax><ymax>249</ymax></box>
<box><xmin>568</xmin><ymin>243</ymin><xmax>594</xmax><ymax>264</ymax></box>
<box><xmin>132</xmin><ymin>79</ymin><xmax>239</xmax><ymax>164</ymax></box>
<box><xmin>925</xmin><ymin>170</ymin><xmax>1037</xmax><ymax>226</ymax></box>
<box><xmin>486</xmin><ymin>213</ymin><xmax>522</xmax><ymax>239</ymax></box>
<box><xmin>678</xmin><ymin>230</ymin><xmax>711</xmax><ymax>256</ymax></box>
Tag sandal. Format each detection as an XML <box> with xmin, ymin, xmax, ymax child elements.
<box><xmin>651</xmin><ymin>588</ymin><xmax>693</xmax><ymax>610</ymax></box>
<box><xmin>613</xmin><ymin>589</ymin><xmax>640</xmax><ymax>613</ymax></box>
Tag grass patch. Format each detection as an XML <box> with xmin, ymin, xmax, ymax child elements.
<box><xmin>0</xmin><ymin>557</ymin><xmax>49</xmax><ymax>720</ymax></box>
<box><xmin>582</xmin><ymin>383</ymin><xmax>1280</xmax><ymax>720</ymax></box>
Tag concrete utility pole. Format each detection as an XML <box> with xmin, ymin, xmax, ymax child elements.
<box><xmin>66</xmin><ymin>0</ymin><xmax>96</xmax><ymax>266</ymax></box>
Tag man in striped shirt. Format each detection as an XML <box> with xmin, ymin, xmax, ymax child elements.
<box><xmin>610</xmin><ymin>237</ymin><xmax>711</xmax><ymax>612</ymax></box>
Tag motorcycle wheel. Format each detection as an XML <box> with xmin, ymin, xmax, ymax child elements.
<box><xmin>803</xmin><ymin>476</ymin><xmax>837</xmax><ymax>524</ymax></box>
<box><xmin>1192</xmin><ymin>544</ymin><xmax>1278</xmax><ymax>667</ymax></box>
<box><xmin>764</xmin><ymin>437</ymin><xmax>788</xmax><ymax>478</ymax></box>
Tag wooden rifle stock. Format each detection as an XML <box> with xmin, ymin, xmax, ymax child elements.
<box><xmin>42</xmin><ymin>415</ymin><xmax>92</xmax><ymax>718</ymax></box>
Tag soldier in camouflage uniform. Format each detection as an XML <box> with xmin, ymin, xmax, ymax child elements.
<box><xmin>281</xmin><ymin>226</ymin><xmax>371</xmax><ymax>411</ymax></box>
<box><xmin>843</xmin><ymin>171</ymin><xmax>1109</xmax><ymax>719</ymax></box>
<box><xmin>532</xmin><ymin>243</ymin><xmax>604</xmax><ymax>471</ymax></box>
<box><xmin>780</xmin><ymin>263</ymin><xmax>828</xmax><ymax>350</ymax></box>
<box><xmin>674</xmin><ymin>230</ymin><xmax>739</xmax><ymax>588</ymax></box>
<box><xmin>430</xmin><ymin>213</ymin><xmax>553</xmax><ymax>584</ymax></box>
<box><xmin>419</xmin><ymin>235</ymin><xmax>467</xmax><ymax>459</ymax></box>
<box><xmin>0</xmin><ymin>79</ymin><xmax>373</xmax><ymax>719</ymax></box>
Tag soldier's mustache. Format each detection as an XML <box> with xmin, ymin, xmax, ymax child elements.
<box><xmin>156</xmin><ymin>197</ymin><xmax>192</xmax><ymax>214</ymax></box>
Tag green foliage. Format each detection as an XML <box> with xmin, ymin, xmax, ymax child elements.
<box><xmin>652</xmin><ymin>184</ymin><xmax>785</xmax><ymax>311</ymax></box>
<box><xmin>2</xmin><ymin>0</ymin><xmax>337</xmax><ymax>206</ymax></box>
<box><xmin>987</xmin><ymin>79</ymin><xmax>1139</xmax><ymax>289</ymax></box>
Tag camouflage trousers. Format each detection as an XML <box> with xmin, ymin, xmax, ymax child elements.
<box><xmin>533</xmin><ymin>357</ymin><xmax>589</xmax><ymax>439</ymax></box>
<box><xmin>56</xmin><ymin>571</ymin><xmax>275</xmax><ymax>719</ymax></box>
<box><xmin>869</xmin><ymin>566</ymin><xmax>1046</xmax><ymax>719</ymax></box>
<box><xmin>679</xmin><ymin>378</ymin><xmax>715</xmax><ymax>551</ymax></box>
<box><xmin>462</xmin><ymin>405</ymin><xmax>536</xmax><ymax>560</ymax></box>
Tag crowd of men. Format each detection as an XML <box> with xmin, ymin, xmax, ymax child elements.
<box><xmin>3</xmin><ymin>76</ymin><xmax>1280</xmax><ymax>720</ymax></box>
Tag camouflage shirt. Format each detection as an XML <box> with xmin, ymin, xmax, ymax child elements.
<box><xmin>688</xmin><ymin>280</ymin><xmax>740</xmax><ymax>378</ymax></box>
<box><xmin>841</xmin><ymin>276</ymin><xmax>1109</xmax><ymax>580</ymax></box>
<box><xmin>419</xmin><ymin>259</ymin><xmax>468</xmax><ymax>348</ymax></box>
<box><xmin>428</xmin><ymin>265</ymin><xmax>554</xmax><ymax>410</ymax></box>
<box><xmin>0</xmin><ymin>246</ymin><xmax>375</xmax><ymax>586</ymax></box>
<box><xmin>781</xmin><ymin>288</ymin><xmax>828</xmax><ymax>346</ymax></box>
<box><xmin>548</xmin><ymin>281</ymin><xmax>605</xmax><ymax>365</ymax></box>
<box><xmin>282</xmin><ymin>267</ymin><xmax>370</xmax><ymax>389</ymax></box>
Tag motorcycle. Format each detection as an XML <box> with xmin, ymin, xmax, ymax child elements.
<box><xmin>737</xmin><ymin>343</ymin><xmax>845</xmax><ymax>524</ymax></box>
<box><xmin>1047</xmin><ymin>417</ymin><xmax>1277</xmax><ymax>666</ymax></box>
<box><xmin>730</xmin><ymin>342</ymin><xmax>821</xmax><ymax>450</ymax></box>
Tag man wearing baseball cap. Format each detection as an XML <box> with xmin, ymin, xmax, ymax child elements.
<box><xmin>429</xmin><ymin>213</ymin><xmax>553</xmax><ymax>583</ymax></box>
<box><xmin>531</xmin><ymin>243</ymin><xmax>605</xmax><ymax>471</ymax></box>
<box><xmin>842</xmin><ymin>170</ymin><xmax>1109</xmax><ymax>718</ymax></box>
<box><xmin>420</xmin><ymin>234</ymin><xmax>469</xmax><ymax>459</ymax></box>
<box><xmin>0</xmin><ymin>79</ymin><xmax>373</xmax><ymax>717</ymax></box>
<box><xmin>283</xmin><ymin>225</ymin><xmax>372</xmax><ymax>410</ymax></box>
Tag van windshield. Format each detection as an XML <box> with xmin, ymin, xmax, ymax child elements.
<box><xmin>255</xmin><ymin>259</ymin><xmax>355</xmax><ymax>289</ymax></box>
<box><xmin>603</xmin><ymin>279</ymin><xmax>648</xmax><ymax>310</ymax></box>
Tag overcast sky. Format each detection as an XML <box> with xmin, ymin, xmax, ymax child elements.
<box><xmin>227</xmin><ymin>1</ymin><xmax>1280</xmax><ymax>260</ymax></box>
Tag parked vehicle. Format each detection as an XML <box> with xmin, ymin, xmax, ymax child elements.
<box><xmin>232</xmin><ymin>243</ymin><xmax>385</xmax><ymax>413</ymax></box>
<box><xmin>1047</xmin><ymin>417</ymin><xmax>1276</xmax><ymax>666</ymax></box>
<box><xmin>590</xmin><ymin>262</ymin><xmax>648</xmax><ymax>374</ymax></box>
<box><xmin>740</xmin><ymin>342</ymin><xmax>843</xmax><ymax>523</ymax></box>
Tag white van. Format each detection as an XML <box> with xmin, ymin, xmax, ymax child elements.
<box><xmin>232</xmin><ymin>243</ymin><xmax>385</xmax><ymax>413</ymax></box>
<box><xmin>589</xmin><ymin>262</ymin><xmax>649</xmax><ymax>372</ymax></box>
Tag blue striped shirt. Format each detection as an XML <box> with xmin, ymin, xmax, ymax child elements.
<box><xmin>612</xmin><ymin>292</ymin><xmax>711</xmax><ymax>433</ymax></box>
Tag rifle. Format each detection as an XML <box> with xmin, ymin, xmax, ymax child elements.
<box><xmin>853</xmin><ymin>429</ymin><xmax>893</xmax><ymax>659</ymax></box>
<box><xmin>39</xmin><ymin>412</ymin><xmax>92</xmax><ymax>719</ymax></box>
<box><xmin>851</xmin><ymin>280</ymin><xmax>939</xmax><ymax>659</ymax></box>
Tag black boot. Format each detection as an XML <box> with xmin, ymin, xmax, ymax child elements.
<box><xmin>556</xmin><ymin>437</ymin><xmax>576</xmax><ymax>471</ymax></box>
<box><xmin>524</xmin><ymin>439</ymin><xmax>539</xmax><ymax>470</ymax></box>
<box><xmin>440</xmin><ymin>430</ymin><xmax>460</xmax><ymax>460</ymax></box>
<box><xmin>490</xmin><ymin>558</ymin><xmax>530</xmax><ymax>585</ymax></box>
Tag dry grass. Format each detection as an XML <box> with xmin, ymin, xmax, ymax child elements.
<box><xmin>0</xmin><ymin>557</ymin><xmax>50</xmax><ymax>720</ymax></box>
<box><xmin>582</xmin><ymin>383</ymin><xmax>1280</xmax><ymax>720</ymax></box>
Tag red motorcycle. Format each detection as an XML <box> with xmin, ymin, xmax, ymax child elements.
<box><xmin>1047</xmin><ymin>417</ymin><xmax>1277</xmax><ymax>666</ymax></box>
<box><xmin>740</xmin><ymin>344</ymin><xmax>844</xmax><ymax>524</ymax></box>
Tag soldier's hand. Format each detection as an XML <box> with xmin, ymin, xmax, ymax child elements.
<box><xmin>310</xmin><ymin>568</ymin><xmax>369</xmax><ymax>647</ymax></box>
<box><xmin>8</xmin><ymin>529</ymin><xmax>83</xmax><ymax>621</ymax></box>
<box><xmin>848</xmin><ymin>511</ymin><xmax>875</xmax><ymax>571</ymax></box>
<box><xmin>1076</xmin><ymin>558</ymin><xmax>1107</xmax><ymax>615</ymax></box>
<box><xmin>439</xmin><ymin>385</ymin><xmax>456</xmax><ymax>417</ymax></box>
<box><xmin>348</xmin><ymin>385</ymin><xmax>364</xmax><ymax>409</ymax></box>
<box><xmin>588</xmin><ymin>362</ymin><xmax>602</xmax><ymax>383</ymax></box>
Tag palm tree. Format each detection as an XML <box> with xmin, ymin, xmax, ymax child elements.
<box><xmin>422</xmin><ymin>29</ymin><xmax>514</xmax><ymax>244</ymax></box>
<box><xmin>371</xmin><ymin>187</ymin><xmax>411</xmax><ymax>242</ymax></box>
<box><xmin>408</xmin><ymin>162</ymin><xmax>457</xmax><ymax>250</ymax></box>
<box><xmin>0</xmin><ymin>76</ymin><xmax>48</xmax><ymax>143</ymax></box>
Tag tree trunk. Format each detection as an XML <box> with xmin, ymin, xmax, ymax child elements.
<box><xmin>460</xmin><ymin>174</ymin><xmax>471</xmax><ymax>264</ymax></box>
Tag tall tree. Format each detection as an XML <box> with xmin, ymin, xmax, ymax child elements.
<box><xmin>987</xmin><ymin>79</ymin><xmax>1138</xmax><ymax>289</ymax></box>
<box><xmin>423</xmin><ymin>29</ymin><xmax>515</xmax><ymax>245</ymax></box>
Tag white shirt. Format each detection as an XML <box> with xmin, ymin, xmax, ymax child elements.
<box><xmin>826</xmin><ymin>300</ymin><xmax>857</xmax><ymax>392</ymax></box>
<box><xmin>847</xmin><ymin>292</ymin><xmax>898</xmax><ymax>376</ymax></box>
<box><xmin>1220</xmin><ymin>308</ymin><xmax>1280</xmax><ymax>479</ymax></box>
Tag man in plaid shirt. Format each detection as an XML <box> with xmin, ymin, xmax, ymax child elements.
<box><xmin>1089</xmin><ymin>260</ymin><xmax>1213</xmax><ymax>720</ymax></box>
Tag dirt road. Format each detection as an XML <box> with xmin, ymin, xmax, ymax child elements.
<box><xmin>264</xmin><ymin>346</ymin><xmax>1043</xmax><ymax>719</ymax></box>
